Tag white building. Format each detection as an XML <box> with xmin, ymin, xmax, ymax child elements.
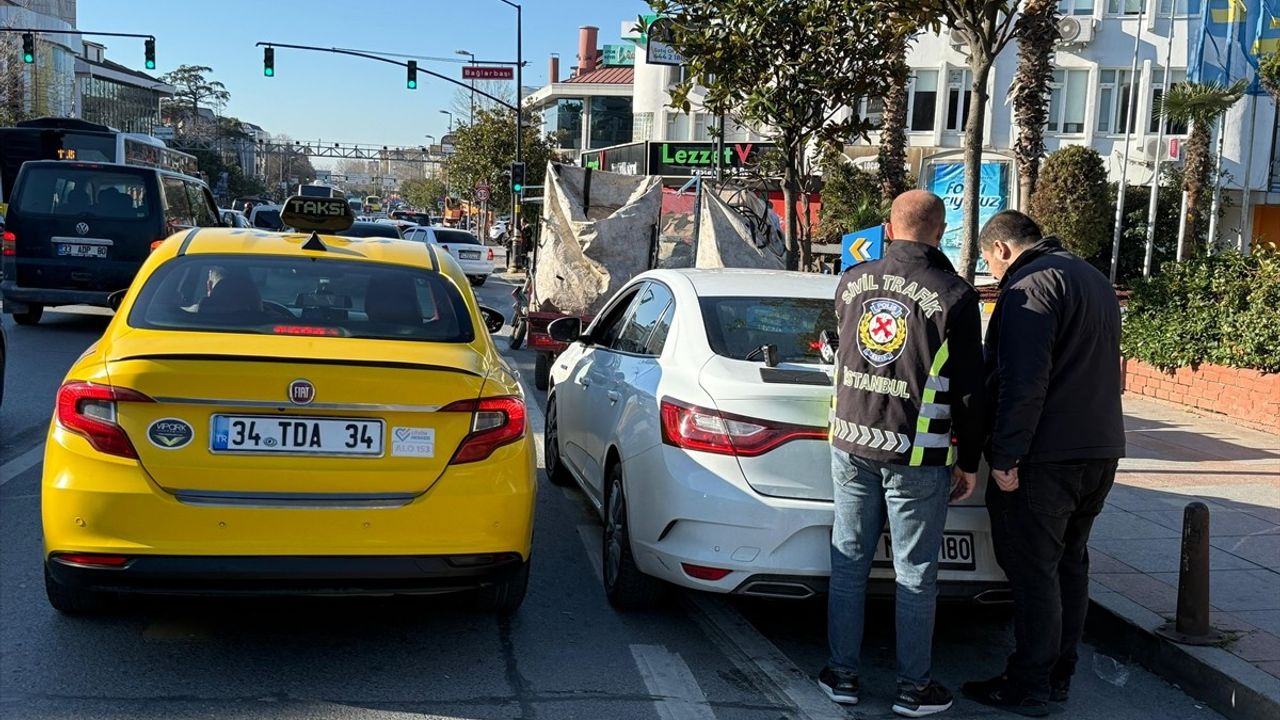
<box><xmin>1</xmin><ymin>0</ymin><xmax>80</xmax><ymax>119</ymax></box>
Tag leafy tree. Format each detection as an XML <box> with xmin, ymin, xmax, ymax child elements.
<box><xmin>443</xmin><ymin>107</ymin><xmax>556</xmax><ymax>214</ymax></box>
<box><xmin>159</xmin><ymin>65</ymin><xmax>230</xmax><ymax>141</ymax></box>
<box><xmin>821</xmin><ymin>156</ymin><xmax>891</xmax><ymax>242</ymax></box>
<box><xmin>401</xmin><ymin>177</ymin><xmax>449</xmax><ymax>211</ymax></box>
<box><xmin>1158</xmin><ymin>80</ymin><xmax>1246</xmax><ymax>256</ymax></box>
<box><xmin>878</xmin><ymin>28</ymin><xmax>912</xmax><ymax>201</ymax></box>
<box><xmin>1258</xmin><ymin>51</ymin><xmax>1280</xmax><ymax>102</ymax></box>
<box><xmin>1011</xmin><ymin>0</ymin><xmax>1058</xmax><ymax>207</ymax></box>
<box><xmin>0</xmin><ymin>28</ymin><xmax>31</xmax><ymax>126</ymax></box>
<box><xmin>930</xmin><ymin>0</ymin><xmax>1023</xmax><ymax>281</ymax></box>
<box><xmin>647</xmin><ymin>0</ymin><xmax>927</xmax><ymax>269</ymax></box>
<box><xmin>1087</xmin><ymin>177</ymin><xmax>1181</xmax><ymax>285</ymax></box>
<box><xmin>1028</xmin><ymin>145</ymin><xmax>1110</xmax><ymax>259</ymax></box>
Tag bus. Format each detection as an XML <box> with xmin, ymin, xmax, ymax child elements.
<box><xmin>298</xmin><ymin>183</ymin><xmax>343</xmax><ymax>198</ymax></box>
<box><xmin>0</xmin><ymin>118</ymin><xmax>201</xmax><ymax>208</ymax></box>
<box><xmin>364</xmin><ymin>195</ymin><xmax>383</xmax><ymax>213</ymax></box>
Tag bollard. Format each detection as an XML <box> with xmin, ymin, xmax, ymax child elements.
<box><xmin>1156</xmin><ymin>502</ymin><xmax>1224</xmax><ymax>645</ymax></box>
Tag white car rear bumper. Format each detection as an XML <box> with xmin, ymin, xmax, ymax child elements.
<box><xmin>620</xmin><ymin>444</ymin><xmax>1007</xmax><ymax>600</ymax></box>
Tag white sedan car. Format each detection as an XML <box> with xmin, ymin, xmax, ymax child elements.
<box><xmin>403</xmin><ymin>226</ymin><xmax>497</xmax><ymax>286</ymax></box>
<box><xmin>544</xmin><ymin>269</ymin><xmax>1006</xmax><ymax>609</ymax></box>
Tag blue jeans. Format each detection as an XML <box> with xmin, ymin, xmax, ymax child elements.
<box><xmin>827</xmin><ymin>449</ymin><xmax>951</xmax><ymax>687</ymax></box>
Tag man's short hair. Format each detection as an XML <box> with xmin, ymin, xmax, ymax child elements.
<box><xmin>979</xmin><ymin>210</ymin><xmax>1043</xmax><ymax>249</ymax></box>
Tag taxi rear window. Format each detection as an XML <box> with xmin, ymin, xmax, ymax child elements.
<box><xmin>128</xmin><ymin>254</ymin><xmax>474</xmax><ymax>343</ymax></box>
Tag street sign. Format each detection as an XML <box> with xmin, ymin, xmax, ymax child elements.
<box><xmin>842</xmin><ymin>224</ymin><xmax>885</xmax><ymax>268</ymax></box>
<box><xmin>645</xmin><ymin>17</ymin><xmax>685</xmax><ymax>66</ymax></box>
<box><xmin>475</xmin><ymin>182</ymin><xmax>490</xmax><ymax>202</ymax></box>
<box><xmin>463</xmin><ymin>66</ymin><xmax>514</xmax><ymax>80</ymax></box>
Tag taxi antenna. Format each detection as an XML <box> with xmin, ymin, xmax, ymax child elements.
<box><xmin>302</xmin><ymin>232</ymin><xmax>328</xmax><ymax>252</ymax></box>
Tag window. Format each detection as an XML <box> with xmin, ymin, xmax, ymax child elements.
<box><xmin>1097</xmin><ymin>69</ymin><xmax>1137</xmax><ymax>134</ymax></box>
<box><xmin>14</xmin><ymin>166</ymin><xmax>151</xmax><ymax>219</ymax></box>
<box><xmin>694</xmin><ymin>113</ymin><xmax>715</xmax><ymax>141</ymax></box>
<box><xmin>431</xmin><ymin>228</ymin><xmax>482</xmax><ymax>245</ymax></box>
<box><xmin>632</xmin><ymin>112</ymin><xmax>655</xmax><ymax>142</ymax></box>
<box><xmin>589</xmin><ymin>96</ymin><xmax>633</xmax><ymax>149</ymax></box>
<box><xmin>128</xmin><ymin>254</ymin><xmax>474</xmax><ymax>343</ymax></box>
<box><xmin>1048</xmin><ymin>69</ymin><xmax>1089</xmax><ymax>134</ymax></box>
<box><xmin>183</xmin><ymin>181</ymin><xmax>219</xmax><ymax>227</ymax></box>
<box><xmin>1157</xmin><ymin>0</ymin><xmax>1194</xmax><ymax>14</ymax></box>
<box><xmin>861</xmin><ymin>97</ymin><xmax>885</xmax><ymax>127</ymax></box>
<box><xmin>592</xmin><ymin>287</ymin><xmax>642</xmax><ymax>349</ymax></box>
<box><xmin>614</xmin><ymin>282</ymin><xmax>675</xmax><ymax>355</ymax></box>
<box><xmin>646</xmin><ymin>302</ymin><xmax>675</xmax><ymax>355</ymax></box>
<box><xmin>1058</xmin><ymin>0</ymin><xmax>1096</xmax><ymax>14</ymax></box>
<box><xmin>909</xmin><ymin>69</ymin><xmax>938</xmax><ymax>132</ymax></box>
<box><xmin>554</xmin><ymin>98</ymin><xmax>584</xmax><ymax>150</ymax></box>
<box><xmin>666</xmin><ymin>112</ymin><xmax>691</xmax><ymax>141</ymax></box>
<box><xmin>162</xmin><ymin>176</ymin><xmax>194</xmax><ymax>228</ymax></box>
<box><xmin>945</xmin><ymin>69</ymin><xmax>973</xmax><ymax>132</ymax></box>
<box><xmin>1107</xmin><ymin>0</ymin><xmax>1144</xmax><ymax>13</ymax></box>
<box><xmin>1150</xmin><ymin>68</ymin><xmax>1189</xmax><ymax>134</ymax></box>
<box><xmin>699</xmin><ymin>296</ymin><xmax>838</xmax><ymax>364</ymax></box>
<box><xmin>723</xmin><ymin>120</ymin><xmax>752</xmax><ymax>142</ymax></box>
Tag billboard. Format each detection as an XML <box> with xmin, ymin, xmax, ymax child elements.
<box><xmin>928</xmin><ymin>161</ymin><xmax>1008</xmax><ymax>272</ymax></box>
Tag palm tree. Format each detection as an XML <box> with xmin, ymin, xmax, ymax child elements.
<box><xmin>877</xmin><ymin>27</ymin><xmax>911</xmax><ymax>201</ymax></box>
<box><xmin>1011</xmin><ymin>0</ymin><xmax>1059</xmax><ymax>208</ymax></box>
<box><xmin>1159</xmin><ymin>80</ymin><xmax>1246</xmax><ymax>255</ymax></box>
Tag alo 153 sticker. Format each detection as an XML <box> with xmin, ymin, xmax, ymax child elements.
<box><xmin>391</xmin><ymin>427</ymin><xmax>435</xmax><ymax>458</ymax></box>
<box><xmin>147</xmin><ymin>418</ymin><xmax>194</xmax><ymax>449</ymax></box>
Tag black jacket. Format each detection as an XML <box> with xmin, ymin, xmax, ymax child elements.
<box><xmin>984</xmin><ymin>238</ymin><xmax>1125</xmax><ymax>470</ymax></box>
<box><xmin>832</xmin><ymin>240</ymin><xmax>985</xmax><ymax>472</ymax></box>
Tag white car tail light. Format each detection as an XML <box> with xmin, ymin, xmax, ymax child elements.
<box><xmin>659</xmin><ymin>398</ymin><xmax>826</xmax><ymax>457</ymax></box>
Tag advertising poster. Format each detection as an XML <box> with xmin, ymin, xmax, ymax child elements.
<box><xmin>929</xmin><ymin>161</ymin><xmax>1008</xmax><ymax>273</ymax></box>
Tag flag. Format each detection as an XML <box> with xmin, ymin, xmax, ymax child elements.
<box><xmin>1193</xmin><ymin>0</ymin><xmax>1264</xmax><ymax>93</ymax></box>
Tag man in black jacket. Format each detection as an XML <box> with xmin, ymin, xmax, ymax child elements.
<box><xmin>962</xmin><ymin>211</ymin><xmax>1125</xmax><ymax>717</ymax></box>
<box><xmin>819</xmin><ymin>190</ymin><xmax>985</xmax><ymax>717</ymax></box>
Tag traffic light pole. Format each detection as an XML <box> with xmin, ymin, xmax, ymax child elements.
<box><xmin>499</xmin><ymin>0</ymin><xmax>523</xmax><ymax>271</ymax></box>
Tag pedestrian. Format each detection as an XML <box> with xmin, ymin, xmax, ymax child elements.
<box><xmin>961</xmin><ymin>211</ymin><xmax>1125</xmax><ymax>717</ymax></box>
<box><xmin>820</xmin><ymin>189</ymin><xmax>985</xmax><ymax>717</ymax></box>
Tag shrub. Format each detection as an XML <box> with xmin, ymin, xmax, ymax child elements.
<box><xmin>1087</xmin><ymin>179</ymin><xmax>1181</xmax><ymax>285</ymax></box>
<box><xmin>1029</xmin><ymin>145</ymin><xmax>1111</xmax><ymax>259</ymax></box>
<box><xmin>818</xmin><ymin>161</ymin><xmax>889</xmax><ymax>242</ymax></box>
<box><xmin>1122</xmin><ymin>250</ymin><xmax>1280</xmax><ymax>372</ymax></box>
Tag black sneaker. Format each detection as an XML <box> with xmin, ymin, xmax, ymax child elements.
<box><xmin>961</xmin><ymin>675</ymin><xmax>1049</xmax><ymax>718</ymax></box>
<box><xmin>892</xmin><ymin>680</ymin><xmax>953</xmax><ymax>717</ymax></box>
<box><xmin>1049</xmin><ymin>678</ymin><xmax>1070</xmax><ymax>703</ymax></box>
<box><xmin>817</xmin><ymin>667</ymin><xmax>859</xmax><ymax>705</ymax></box>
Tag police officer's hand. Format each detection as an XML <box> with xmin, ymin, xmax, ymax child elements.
<box><xmin>992</xmin><ymin>467</ymin><xmax>1019</xmax><ymax>492</ymax></box>
<box><xmin>950</xmin><ymin>466</ymin><xmax>976</xmax><ymax>502</ymax></box>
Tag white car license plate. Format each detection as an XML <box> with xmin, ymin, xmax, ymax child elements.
<box><xmin>873</xmin><ymin>531</ymin><xmax>975</xmax><ymax>571</ymax></box>
<box><xmin>211</xmin><ymin>415</ymin><xmax>383</xmax><ymax>456</ymax></box>
<box><xmin>56</xmin><ymin>243</ymin><xmax>108</xmax><ymax>258</ymax></box>
<box><xmin>458</xmin><ymin>249</ymin><xmax>481</xmax><ymax>260</ymax></box>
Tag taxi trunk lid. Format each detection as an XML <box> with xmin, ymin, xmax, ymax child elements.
<box><xmin>104</xmin><ymin>332</ymin><xmax>491</xmax><ymax>499</ymax></box>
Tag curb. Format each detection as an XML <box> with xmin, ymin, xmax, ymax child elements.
<box><xmin>1085</xmin><ymin>590</ymin><xmax>1280</xmax><ymax>720</ymax></box>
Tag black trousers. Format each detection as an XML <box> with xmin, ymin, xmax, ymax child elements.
<box><xmin>986</xmin><ymin>459</ymin><xmax>1118</xmax><ymax>699</ymax></box>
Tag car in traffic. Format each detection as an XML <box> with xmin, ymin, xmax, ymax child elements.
<box><xmin>543</xmin><ymin>269</ymin><xmax>1005</xmax><ymax>609</ymax></box>
<box><xmin>402</xmin><ymin>226</ymin><xmax>495</xmax><ymax>287</ymax></box>
<box><xmin>375</xmin><ymin>218</ymin><xmax>419</xmax><ymax>235</ymax></box>
<box><xmin>248</xmin><ymin>204</ymin><xmax>285</xmax><ymax>230</ymax></box>
<box><xmin>41</xmin><ymin>196</ymin><xmax>534</xmax><ymax>615</ymax></box>
<box><xmin>1</xmin><ymin>160</ymin><xmax>221</xmax><ymax>325</ymax></box>
<box><xmin>220</xmin><ymin>209</ymin><xmax>251</xmax><ymax>228</ymax></box>
<box><xmin>334</xmin><ymin>221</ymin><xmax>403</xmax><ymax>239</ymax></box>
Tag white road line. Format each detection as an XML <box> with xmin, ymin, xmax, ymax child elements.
<box><xmin>685</xmin><ymin>595</ymin><xmax>848</xmax><ymax>720</ymax></box>
<box><xmin>630</xmin><ymin>644</ymin><xmax>720</xmax><ymax>720</ymax></box>
<box><xmin>577</xmin><ymin>524</ymin><xmax>604</xmax><ymax>583</ymax></box>
<box><xmin>0</xmin><ymin>444</ymin><xmax>44</xmax><ymax>487</ymax></box>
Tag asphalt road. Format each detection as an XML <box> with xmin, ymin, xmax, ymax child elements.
<box><xmin>0</xmin><ymin>277</ymin><xmax>1222</xmax><ymax>720</ymax></box>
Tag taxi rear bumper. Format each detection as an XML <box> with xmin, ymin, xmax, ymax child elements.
<box><xmin>46</xmin><ymin>552</ymin><xmax>525</xmax><ymax>596</ymax></box>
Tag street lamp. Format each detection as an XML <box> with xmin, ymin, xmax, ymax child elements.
<box><xmin>440</xmin><ymin>109</ymin><xmax>453</xmax><ymax>133</ymax></box>
<box><xmin>456</xmin><ymin>49</ymin><xmax>476</xmax><ymax>123</ymax></box>
<box><xmin>497</xmin><ymin>0</ymin><xmax>522</xmax><ymax>270</ymax></box>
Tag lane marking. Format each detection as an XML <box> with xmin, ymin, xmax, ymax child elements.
<box><xmin>685</xmin><ymin>596</ymin><xmax>848</xmax><ymax>720</ymax></box>
<box><xmin>577</xmin><ymin>524</ymin><xmax>605</xmax><ymax>583</ymax></box>
<box><xmin>0</xmin><ymin>444</ymin><xmax>44</xmax><ymax>487</ymax></box>
<box><xmin>630</xmin><ymin>644</ymin><xmax>719</xmax><ymax>720</ymax></box>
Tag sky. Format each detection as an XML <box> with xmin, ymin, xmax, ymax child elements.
<box><xmin>77</xmin><ymin>0</ymin><xmax>649</xmax><ymax>165</ymax></box>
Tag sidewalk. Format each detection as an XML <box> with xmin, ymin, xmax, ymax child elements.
<box><xmin>1086</xmin><ymin>394</ymin><xmax>1280</xmax><ymax>720</ymax></box>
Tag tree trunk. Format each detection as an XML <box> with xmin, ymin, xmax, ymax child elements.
<box><xmin>1183</xmin><ymin>122</ymin><xmax>1213</xmax><ymax>257</ymax></box>
<box><xmin>783</xmin><ymin>140</ymin><xmax>801</xmax><ymax>271</ymax></box>
<box><xmin>878</xmin><ymin>30</ymin><xmax>910</xmax><ymax>201</ymax></box>
<box><xmin>959</xmin><ymin>54</ymin><xmax>995</xmax><ymax>282</ymax></box>
<box><xmin>1012</xmin><ymin>0</ymin><xmax>1059</xmax><ymax>209</ymax></box>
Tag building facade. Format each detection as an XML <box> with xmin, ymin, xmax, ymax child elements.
<box><xmin>526</xmin><ymin>26</ymin><xmax>635</xmax><ymax>157</ymax></box>
<box><xmin>1</xmin><ymin>0</ymin><xmax>79</xmax><ymax>119</ymax></box>
<box><xmin>74</xmin><ymin>40</ymin><xmax>173</xmax><ymax>134</ymax></box>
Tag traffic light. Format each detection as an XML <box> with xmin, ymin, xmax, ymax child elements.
<box><xmin>21</xmin><ymin>33</ymin><xmax>34</xmax><ymax>64</ymax></box>
<box><xmin>144</xmin><ymin>38</ymin><xmax>156</xmax><ymax>70</ymax></box>
<box><xmin>263</xmin><ymin>47</ymin><xmax>274</xmax><ymax>77</ymax></box>
<box><xmin>406</xmin><ymin>60</ymin><xmax>417</xmax><ymax>90</ymax></box>
<box><xmin>510</xmin><ymin>161</ymin><xmax>526</xmax><ymax>194</ymax></box>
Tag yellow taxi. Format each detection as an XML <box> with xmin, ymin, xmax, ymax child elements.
<box><xmin>41</xmin><ymin>197</ymin><xmax>536</xmax><ymax>614</ymax></box>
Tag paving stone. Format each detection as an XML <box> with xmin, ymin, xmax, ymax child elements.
<box><xmin>1233</xmin><ymin>609</ymin><xmax>1280</xmax><ymax>636</ymax></box>
<box><xmin>1091</xmin><ymin>572</ymin><xmax>1180</xmax><ymax>614</ymax></box>
<box><xmin>1150</xmin><ymin>569</ymin><xmax>1280</xmax><ymax>612</ymax></box>
<box><xmin>1227</xmin><ymin>630</ymin><xmax>1280</xmax><ymax>663</ymax></box>
<box><xmin>1137</xmin><ymin>509</ymin><xmax>1280</xmax><ymax>537</ymax></box>
<box><xmin>1091</xmin><ymin>511</ymin><xmax>1182</xmax><ymax>540</ymax></box>
<box><xmin>1091</xmin><ymin>537</ymin><xmax>1260</xmax><ymax>574</ymax></box>
<box><xmin>1255</xmin><ymin>660</ymin><xmax>1280</xmax><ymax>679</ymax></box>
<box><xmin>1088</xmin><ymin>549</ymin><xmax>1141</xmax><ymax>574</ymax></box>
<box><xmin>1208</xmin><ymin>533</ymin><xmax>1280</xmax><ymax>568</ymax></box>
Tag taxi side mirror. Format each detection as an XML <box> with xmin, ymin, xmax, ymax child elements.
<box><xmin>479</xmin><ymin>305</ymin><xmax>505</xmax><ymax>333</ymax></box>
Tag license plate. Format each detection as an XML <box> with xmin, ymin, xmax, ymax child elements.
<box><xmin>872</xmin><ymin>531</ymin><xmax>975</xmax><ymax>571</ymax></box>
<box><xmin>56</xmin><ymin>243</ymin><xmax>108</xmax><ymax>258</ymax></box>
<box><xmin>458</xmin><ymin>250</ymin><xmax>481</xmax><ymax>260</ymax></box>
<box><xmin>210</xmin><ymin>415</ymin><xmax>384</xmax><ymax>456</ymax></box>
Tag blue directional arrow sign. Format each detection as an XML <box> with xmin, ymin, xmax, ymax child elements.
<box><xmin>842</xmin><ymin>224</ymin><xmax>885</xmax><ymax>268</ymax></box>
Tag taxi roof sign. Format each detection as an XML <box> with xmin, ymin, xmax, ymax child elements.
<box><xmin>281</xmin><ymin>195</ymin><xmax>354</xmax><ymax>233</ymax></box>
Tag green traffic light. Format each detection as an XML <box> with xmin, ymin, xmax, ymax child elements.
<box><xmin>513</xmin><ymin>184</ymin><xmax>522</xmax><ymax>193</ymax></box>
<box><xmin>145</xmin><ymin>60</ymin><xmax>156</xmax><ymax>70</ymax></box>
<box><xmin>23</xmin><ymin>53</ymin><xmax>34</xmax><ymax>63</ymax></box>
<box><xmin>264</xmin><ymin>67</ymin><xmax>274</xmax><ymax>77</ymax></box>
<box><xmin>407</xmin><ymin>79</ymin><xmax>417</xmax><ymax>89</ymax></box>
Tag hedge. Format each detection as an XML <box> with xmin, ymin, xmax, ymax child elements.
<box><xmin>1122</xmin><ymin>251</ymin><xmax>1280</xmax><ymax>373</ymax></box>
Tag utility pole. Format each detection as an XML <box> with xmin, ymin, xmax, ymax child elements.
<box><xmin>1108</xmin><ymin>0</ymin><xmax>1146</xmax><ymax>284</ymax></box>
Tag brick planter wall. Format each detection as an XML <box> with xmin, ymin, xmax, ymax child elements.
<box><xmin>1122</xmin><ymin>358</ymin><xmax>1280</xmax><ymax>434</ymax></box>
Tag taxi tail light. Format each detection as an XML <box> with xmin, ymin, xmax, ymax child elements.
<box><xmin>53</xmin><ymin>553</ymin><xmax>130</xmax><ymax>568</ymax></box>
<box><xmin>681</xmin><ymin>563</ymin><xmax>733</xmax><ymax>581</ymax></box>
<box><xmin>442</xmin><ymin>396</ymin><xmax>526</xmax><ymax>464</ymax></box>
<box><xmin>56</xmin><ymin>382</ymin><xmax>155</xmax><ymax>459</ymax></box>
<box><xmin>2</xmin><ymin>230</ymin><xmax>15</xmax><ymax>256</ymax></box>
<box><xmin>659</xmin><ymin>397</ymin><xmax>827</xmax><ymax>458</ymax></box>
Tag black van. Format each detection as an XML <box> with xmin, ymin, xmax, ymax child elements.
<box><xmin>1</xmin><ymin>161</ymin><xmax>221</xmax><ymax>324</ymax></box>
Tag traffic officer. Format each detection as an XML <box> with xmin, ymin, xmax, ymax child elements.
<box><xmin>820</xmin><ymin>189</ymin><xmax>985</xmax><ymax>718</ymax></box>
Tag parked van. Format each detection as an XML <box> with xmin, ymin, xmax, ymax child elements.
<box><xmin>0</xmin><ymin>161</ymin><xmax>220</xmax><ymax>324</ymax></box>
